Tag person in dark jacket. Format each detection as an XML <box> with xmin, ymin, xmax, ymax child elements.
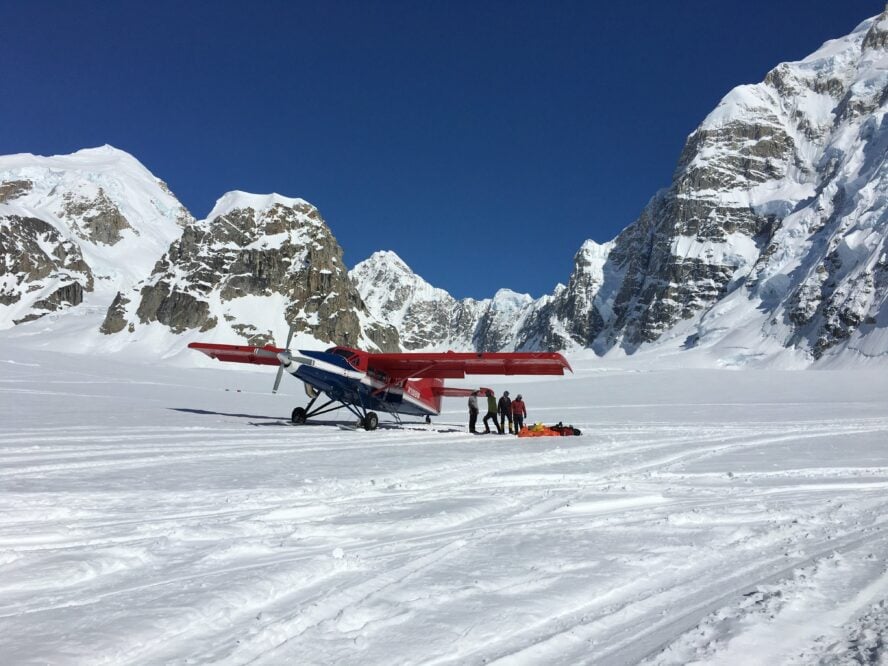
<box><xmin>511</xmin><ymin>394</ymin><xmax>527</xmax><ymax>433</ymax></box>
<box><xmin>468</xmin><ymin>391</ymin><xmax>479</xmax><ymax>433</ymax></box>
<box><xmin>498</xmin><ymin>390</ymin><xmax>513</xmax><ymax>434</ymax></box>
<box><xmin>483</xmin><ymin>389</ymin><xmax>503</xmax><ymax>433</ymax></box>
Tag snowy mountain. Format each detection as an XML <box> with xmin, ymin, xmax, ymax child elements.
<box><xmin>0</xmin><ymin>150</ymin><xmax>399</xmax><ymax>355</ymax></box>
<box><xmin>350</xmin><ymin>251</ymin><xmax>540</xmax><ymax>351</ymax></box>
<box><xmin>0</xmin><ymin>145</ymin><xmax>190</xmax><ymax>328</ymax></box>
<box><xmin>566</xmin><ymin>10</ymin><xmax>888</xmax><ymax>364</ymax></box>
<box><xmin>352</xmin><ymin>9</ymin><xmax>888</xmax><ymax>365</ymax></box>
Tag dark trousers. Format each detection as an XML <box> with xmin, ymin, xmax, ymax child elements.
<box><xmin>483</xmin><ymin>411</ymin><xmax>502</xmax><ymax>433</ymax></box>
<box><xmin>499</xmin><ymin>412</ymin><xmax>512</xmax><ymax>433</ymax></box>
<box><xmin>513</xmin><ymin>415</ymin><xmax>525</xmax><ymax>433</ymax></box>
<box><xmin>469</xmin><ymin>407</ymin><xmax>478</xmax><ymax>433</ymax></box>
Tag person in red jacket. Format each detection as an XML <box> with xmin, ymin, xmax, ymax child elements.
<box><xmin>511</xmin><ymin>394</ymin><xmax>527</xmax><ymax>434</ymax></box>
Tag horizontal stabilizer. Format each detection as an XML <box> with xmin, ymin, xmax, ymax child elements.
<box><xmin>188</xmin><ymin>342</ymin><xmax>284</xmax><ymax>366</ymax></box>
<box><xmin>432</xmin><ymin>386</ymin><xmax>493</xmax><ymax>398</ymax></box>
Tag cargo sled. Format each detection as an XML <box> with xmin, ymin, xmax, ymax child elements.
<box><xmin>517</xmin><ymin>422</ymin><xmax>582</xmax><ymax>437</ymax></box>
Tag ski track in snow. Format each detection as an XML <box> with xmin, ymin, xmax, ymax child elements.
<box><xmin>1</xmin><ymin>348</ymin><xmax>888</xmax><ymax>664</ymax></box>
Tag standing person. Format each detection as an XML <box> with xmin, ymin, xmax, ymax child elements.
<box><xmin>468</xmin><ymin>391</ymin><xmax>479</xmax><ymax>433</ymax></box>
<box><xmin>483</xmin><ymin>389</ymin><xmax>502</xmax><ymax>434</ymax></box>
<box><xmin>498</xmin><ymin>390</ymin><xmax>513</xmax><ymax>434</ymax></box>
<box><xmin>511</xmin><ymin>394</ymin><xmax>527</xmax><ymax>434</ymax></box>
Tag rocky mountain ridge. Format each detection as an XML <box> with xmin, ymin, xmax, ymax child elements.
<box><xmin>349</xmin><ymin>250</ymin><xmax>539</xmax><ymax>351</ymax></box>
<box><xmin>102</xmin><ymin>191</ymin><xmax>399</xmax><ymax>352</ymax></box>
<box><xmin>351</xmin><ymin>9</ymin><xmax>888</xmax><ymax>364</ymax></box>
<box><xmin>2</xmin><ymin>10</ymin><xmax>887</xmax><ymax>366</ymax></box>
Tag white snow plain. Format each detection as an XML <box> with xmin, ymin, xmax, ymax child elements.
<box><xmin>2</xmin><ymin>344</ymin><xmax>888</xmax><ymax>665</ymax></box>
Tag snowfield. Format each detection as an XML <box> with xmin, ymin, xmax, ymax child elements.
<box><xmin>2</xmin><ymin>344</ymin><xmax>888</xmax><ymax>665</ymax></box>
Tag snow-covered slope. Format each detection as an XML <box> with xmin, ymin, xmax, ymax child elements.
<box><xmin>4</xmin><ymin>341</ymin><xmax>888</xmax><ymax>663</ymax></box>
<box><xmin>0</xmin><ymin>145</ymin><xmax>189</xmax><ymax>328</ymax></box>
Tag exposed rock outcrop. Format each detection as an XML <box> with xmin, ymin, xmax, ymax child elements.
<box><xmin>106</xmin><ymin>193</ymin><xmax>400</xmax><ymax>351</ymax></box>
<box><xmin>0</xmin><ymin>215</ymin><xmax>93</xmax><ymax>323</ymax></box>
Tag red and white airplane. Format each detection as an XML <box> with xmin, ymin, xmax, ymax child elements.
<box><xmin>189</xmin><ymin>342</ymin><xmax>572</xmax><ymax>430</ymax></box>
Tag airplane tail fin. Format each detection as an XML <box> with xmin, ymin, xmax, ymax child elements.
<box><xmin>411</xmin><ymin>377</ymin><xmax>445</xmax><ymax>414</ymax></box>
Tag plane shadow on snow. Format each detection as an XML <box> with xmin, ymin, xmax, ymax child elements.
<box><xmin>169</xmin><ymin>408</ymin><xmax>465</xmax><ymax>432</ymax></box>
<box><xmin>169</xmin><ymin>408</ymin><xmax>387</xmax><ymax>429</ymax></box>
<box><xmin>168</xmin><ymin>407</ymin><xmax>294</xmax><ymax>426</ymax></box>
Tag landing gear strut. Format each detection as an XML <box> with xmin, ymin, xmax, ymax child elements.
<box><xmin>290</xmin><ymin>392</ymin><xmax>380</xmax><ymax>430</ymax></box>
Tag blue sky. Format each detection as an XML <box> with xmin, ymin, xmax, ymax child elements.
<box><xmin>1</xmin><ymin>1</ymin><xmax>881</xmax><ymax>298</ymax></box>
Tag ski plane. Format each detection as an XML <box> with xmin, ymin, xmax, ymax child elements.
<box><xmin>188</xmin><ymin>342</ymin><xmax>572</xmax><ymax>430</ymax></box>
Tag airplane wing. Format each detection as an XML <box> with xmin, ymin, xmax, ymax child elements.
<box><xmin>188</xmin><ymin>342</ymin><xmax>284</xmax><ymax>366</ymax></box>
<box><xmin>367</xmin><ymin>352</ymin><xmax>572</xmax><ymax>380</ymax></box>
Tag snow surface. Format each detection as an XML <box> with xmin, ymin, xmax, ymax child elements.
<box><xmin>205</xmin><ymin>191</ymin><xmax>312</xmax><ymax>222</ymax></box>
<box><xmin>2</xmin><ymin>342</ymin><xmax>888</xmax><ymax>664</ymax></box>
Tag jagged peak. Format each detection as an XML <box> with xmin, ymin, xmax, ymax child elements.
<box><xmin>578</xmin><ymin>239</ymin><xmax>615</xmax><ymax>260</ymax></box>
<box><xmin>359</xmin><ymin>250</ymin><xmax>414</xmax><ymax>274</ymax></box>
<box><xmin>490</xmin><ymin>289</ymin><xmax>533</xmax><ymax>309</ymax></box>
<box><xmin>862</xmin><ymin>9</ymin><xmax>888</xmax><ymax>50</ymax></box>
<box><xmin>699</xmin><ymin>84</ymin><xmax>775</xmax><ymax>131</ymax></box>
<box><xmin>695</xmin><ymin>14</ymin><xmax>878</xmax><ymax>134</ymax></box>
<box><xmin>351</xmin><ymin>250</ymin><xmax>449</xmax><ymax>304</ymax></box>
<box><xmin>206</xmin><ymin>191</ymin><xmax>314</xmax><ymax>220</ymax></box>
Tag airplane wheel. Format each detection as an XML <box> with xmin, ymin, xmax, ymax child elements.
<box><xmin>425</xmin><ymin>415</ymin><xmax>431</xmax><ymax>424</ymax></box>
<box><xmin>291</xmin><ymin>407</ymin><xmax>307</xmax><ymax>424</ymax></box>
<box><xmin>363</xmin><ymin>412</ymin><xmax>379</xmax><ymax>431</ymax></box>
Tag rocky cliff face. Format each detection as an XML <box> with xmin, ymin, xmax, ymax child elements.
<box><xmin>104</xmin><ymin>193</ymin><xmax>400</xmax><ymax>351</ymax></box>
<box><xmin>0</xmin><ymin>215</ymin><xmax>93</xmax><ymax>324</ymax></box>
<box><xmin>513</xmin><ymin>240</ymin><xmax>616</xmax><ymax>352</ymax></box>
<box><xmin>598</xmin><ymin>9</ymin><xmax>888</xmax><ymax>360</ymax></box>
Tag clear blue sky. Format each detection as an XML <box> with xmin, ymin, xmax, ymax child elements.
<box><xmin>1</xmin><ymin>1</ymin><xmax>881</xmax><ymax>298</ymax></box>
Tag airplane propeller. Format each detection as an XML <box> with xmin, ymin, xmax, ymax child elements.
<box><xmin>272</xmin><ymin>323</ymin><xmax>295</xmax><ymax>393</ymax></box>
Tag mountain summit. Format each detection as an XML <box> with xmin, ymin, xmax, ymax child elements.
<box><xmin>0</xmin><ymin>145</ymin><xmax>189</xmax><ymax>327</ymax></box>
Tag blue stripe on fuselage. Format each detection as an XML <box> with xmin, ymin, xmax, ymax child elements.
<box><xmin>293</xmin><ymin>365</ymin><xmax>433</xmax><ymax>417</ymax></box>
<box><xmin>297</xmin><ymin>349</ymin><xmax>355</xmax><ymax>370</ymax></box>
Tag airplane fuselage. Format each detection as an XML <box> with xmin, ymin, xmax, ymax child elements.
<box><xmin>280</xmin><ymin>349</ymin><xmax>438</xmax><ymax>417</ymax></box>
